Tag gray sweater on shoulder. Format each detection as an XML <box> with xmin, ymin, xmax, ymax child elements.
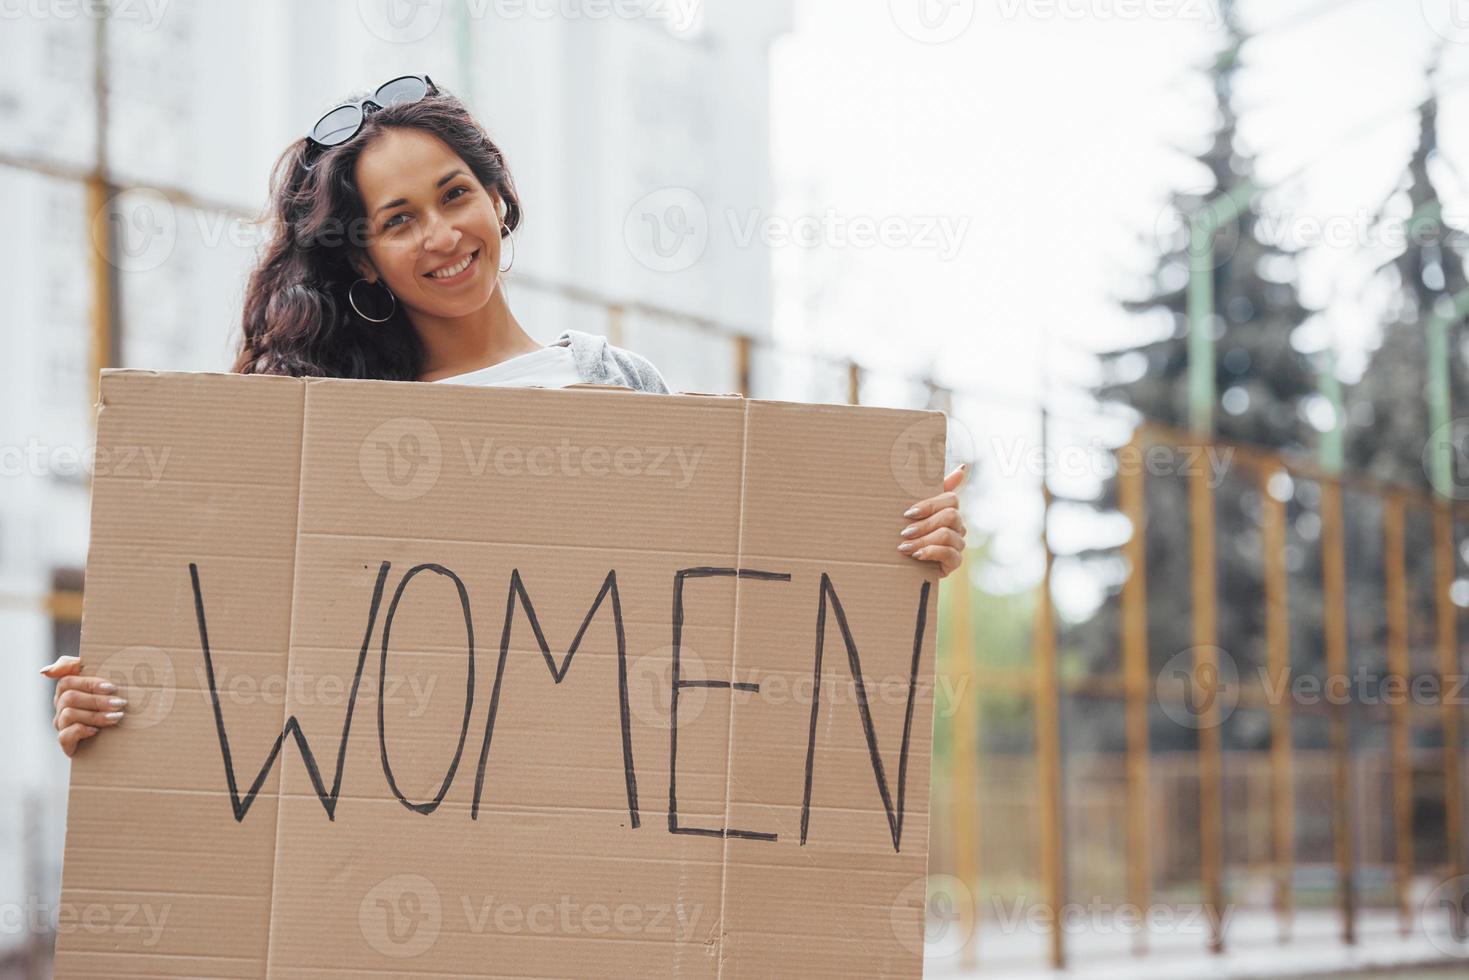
<box><xmin>554</xmin><ymin>329</ymin><xmax>671</xmax><ymax>394</ymax></box>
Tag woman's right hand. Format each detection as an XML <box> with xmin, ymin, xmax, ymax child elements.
<box><xmin>40</xmin><ymin>655</ymin><xmax>127</xmax><ymax>756</ymax></box>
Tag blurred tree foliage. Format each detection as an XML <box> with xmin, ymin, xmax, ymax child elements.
<box><xmin>1073</xmin><ymin>0</ymin><xmax>1327</xmax><ymax>752</ymax></box>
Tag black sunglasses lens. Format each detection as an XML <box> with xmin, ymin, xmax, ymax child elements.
<box><xmin>375</xmin><ymin>76</ymin><xmax>429</xmax><ymax>106</ymax></box>
<box><xmin>312</xmin><ymin>104</ymin><xmax>363</xmax><ymax>146</ymax></box>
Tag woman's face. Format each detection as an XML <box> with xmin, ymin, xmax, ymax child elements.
<box><xmin>351</xmin><ymin>127</ymin><xmax>504</xmax><ymax>320</ymax></box>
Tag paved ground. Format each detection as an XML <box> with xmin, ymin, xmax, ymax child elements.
<box><xmin>923</xmin><ymin>909</ymin><xmax>1469</xmax><ymax>978</ymax></box>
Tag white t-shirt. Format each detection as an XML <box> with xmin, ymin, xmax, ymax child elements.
<box><xmin>430</xmin><ymin>342</ymin><xmax>581</xmax><ymax>389</ymax></box>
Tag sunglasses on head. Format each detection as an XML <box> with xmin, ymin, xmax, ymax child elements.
<box><xmin>302</xmin><ymin>74</ymin><xmax>437</xmax><ymax>170</ymax></box>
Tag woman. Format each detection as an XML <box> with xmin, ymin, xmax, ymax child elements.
<box><xmin>42</xmin><ymin>74</ymin><xmax>968</xmax><ymax>754</ymax></box>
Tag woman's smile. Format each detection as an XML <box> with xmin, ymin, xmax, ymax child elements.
<box><xmin>423</xmin><ymin>247</ymin><xmax>480</xmax><ymax>284</ymax></box>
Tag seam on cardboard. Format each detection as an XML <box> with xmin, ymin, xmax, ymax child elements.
<box><xmin>711</xmin><ymin>398</ymin><xmax>753</xmax><ymax>978</ymax></box>
<box><xmin>258</xmin><ymin>380</ymin><xmax>310</xmax><ymax>978</ymax></box>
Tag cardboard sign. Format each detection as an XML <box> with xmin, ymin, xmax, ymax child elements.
<box><xmin>56</xmin><ymin>370</ymin><xmax>945</xmax><ymax>978</ymax></box>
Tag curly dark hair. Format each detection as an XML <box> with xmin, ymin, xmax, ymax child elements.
<box><xmin>233</xmin><ymin>83</ymin><xmax>522</xmax><ymax>380</ymax></box>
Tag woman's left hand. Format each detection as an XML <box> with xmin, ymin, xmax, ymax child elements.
<box><xmin>898</xmin><ymin>464</ymin><xmax>968</xmax><ymax>578</ymax></box>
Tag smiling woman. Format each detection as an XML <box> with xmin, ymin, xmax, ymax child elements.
<box><xmin>42</xmin><ymin>73</ymin><xmax>969</xmax><ymax>757</ymax></box>
<box><xmin>231</xmin><ymin>76</ymin><xmax>543</xmax><ymax>382</ymax></box>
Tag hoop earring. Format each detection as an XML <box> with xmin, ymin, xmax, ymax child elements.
<box><xmin>349</xmin><ymin>277</ymin><xmax>396</xmax><ymax>323</ymax></box>
<box><xmin>499</xmin><ymin>226</ymin><xmax>515</xmax><ymax>273</ymax></box>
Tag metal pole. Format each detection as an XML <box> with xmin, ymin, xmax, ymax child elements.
<box><xmin>1320</xmin><ymin>479</ymin><xmax>1356</xmax><ymax>945</ymax></box>
<box><xmin>1186</xmin><ymin>181</ymin><xmax>1256</xmax><ymax>438</ymax></box>
<box><xmin>1384</xmin><ymin>494</ymin><xmax>1414</xmax><ymax>937</ymax></box>
<box><xmin>1434</xmin><ymin>503</ymin><xmax>1466</xmax><ymax>940</ymax></box>
<box><xmin>89</xmin><ymin>2</ymin><xmax>116</xmax><ymax>409</ymax></box>
<box><xmin>1261</xmin><ymin>466</ymin><xmax>1294</xmax><ymax>941</ymax></box>
<box><xmin>1190</xmin><ymin>457</ymin><xmax>1225</xmax><ymax>954</ymax></box>
<box><xmin>1120</xmin><ymin>431</ymin><xmax>1153</xmax><ymax>956</ymax></box>
<box><xmin>947</xmin><ymin>556</ymin><xmax>979</xmax><ymax>969</ymax></box>
<box><xmin>1034</xmin><ymin>405</ymin><xmax>1066</xmax><ymax>970</ymax></box>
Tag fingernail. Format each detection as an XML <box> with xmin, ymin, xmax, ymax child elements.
<box><xmin>914</xmin><ymin>548</ymin><xmax>928</xmax><ymax>559</ymax></box>
<box><xmin>900</xmin><ymin>524</ymin><xmax>919</xmax><ymax>538</ymax></box>
<box><xmin>105</xmin><ymin>711</ymin><xmax>124</xmax><ymax>722</ymax></box>
<box><xmin>898</xmin><ymin>542</ymin><xmax>915</xmax><ymax>553</ymax></box>
<box><xmin>39</xmin><ymin>655</ymin><xmax>80</xmax><ymax>675</ymax></box>
<box><xmin>109</xmin><ymin>698</ymin><xmax>128</xmax><ymax>708</ymax></box>
<box><xmin>98</xmin><ymin>682</ymin><xmax>117</xmax><ymax>693</ymax></box>
<box><xmin>903</xmin><ymin>506</ymin><xmax>920</xmax><ymax>518</ymax></box>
